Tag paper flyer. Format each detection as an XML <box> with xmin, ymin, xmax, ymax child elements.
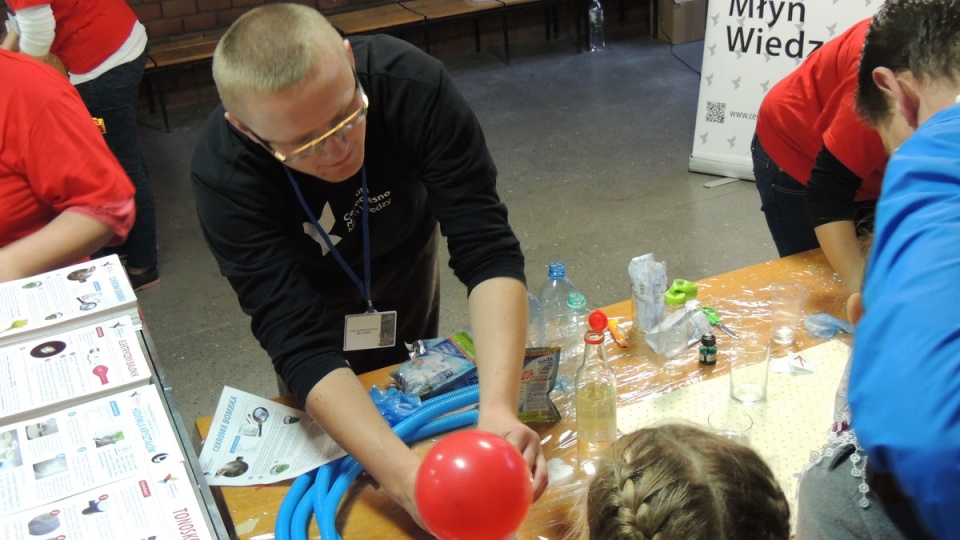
<box><xmin>0</xmin><ymin>255</ymin><xmax>140</xmax><ymax>348</ymax></box>
<box><xmin>0</xmin><ymin>459</ymin><xmax>212</xmax><ymax>539</ymax></box>
<box><xmin>199</xmin><ymin>387</ymin><xmax>347</xmax><ymax>486</ymax></box>
<box><xmin>0</xmin><ymin>316</ymin><xmax>152</xmax><ymax>424</ymax></box>
<box><xmin>0</xmin><ymin>385</ymin><xmax>184</xmax><ymax>518</ymax></box>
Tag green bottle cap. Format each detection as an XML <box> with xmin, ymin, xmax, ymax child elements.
<box><xmin>664</xmin><ymin>279</ymin><xmax>698</xmax><ymax>306</ymax></box>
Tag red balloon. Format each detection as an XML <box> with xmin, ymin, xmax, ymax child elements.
<box><xmin>415</xmin><ymin>430</ymin><xmax>534</xmax><ymax>540</ymax></box>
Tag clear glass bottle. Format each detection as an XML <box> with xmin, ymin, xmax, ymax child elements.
<box><xmin>576</xmin><ymin>309</ymin><xmax>617</xmax><ymax>475</ymax></box>
<box><xmin>537</xmin><ymin>262</ymin><xmax>578</xmax><ymax>348</ymax></box>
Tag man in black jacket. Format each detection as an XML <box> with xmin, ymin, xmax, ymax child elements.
<box><xmin>191</xmin><ymin>3</ymin><xmax>546</xmax><ymax>524</ymax></box>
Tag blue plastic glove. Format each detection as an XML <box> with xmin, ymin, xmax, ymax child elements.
<box><xmin>804</xmin><ymin>313</ymin><xmax>855</xmax><ymax>339</ymax></box>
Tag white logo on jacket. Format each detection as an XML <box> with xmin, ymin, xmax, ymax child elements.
<box><xmin>302</xmin><ymin>202</ymin><xmax>341</xmax><ymax>256</ymax></box>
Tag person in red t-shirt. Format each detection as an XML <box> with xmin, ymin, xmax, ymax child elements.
<box><xmin>0</xmin><ymin>50</ymin><xmax>135</xmax><ymax>282</ymax></box>
<box><xmin>1</xmin><ymin>0</ymin><xmax>159</xmax><ymax>290</ymax></box>
<box><xmin>752</xmin><ymin>17</ymin><xmax>887</xmax><ymax>292</ymax></box>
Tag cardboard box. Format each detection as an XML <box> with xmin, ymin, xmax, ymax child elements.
<box><xmin>656</xmin><ymin>0</ymin><xmax>707</xmax><ymax>44</ymax></box>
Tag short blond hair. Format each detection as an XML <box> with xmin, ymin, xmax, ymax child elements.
<box><xmin>212</xmin><ymin>3</ymin><xmax>345</xmax><ymax>116</ymax></box>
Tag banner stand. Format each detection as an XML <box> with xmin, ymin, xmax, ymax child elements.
<box><xmin>688</xmin><ymin>0</ymin><xmax>878</xmax><ymax>180</ymax></box>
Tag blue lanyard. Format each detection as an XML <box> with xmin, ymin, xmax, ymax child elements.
<box><xmin>284</xmin><ymin>166</ymin><xmax>374</xmax><ymax>313</ymax></box>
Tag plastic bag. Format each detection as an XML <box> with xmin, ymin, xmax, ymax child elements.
<box><xmin>518</xmin><ymin>347</ymin><xmax>561</xmax><ymax>423</ymax></box>
<box><xmin>369</xmin><ymin>386</ymin><xmax>422</xmax><ymax>426</ymax></box>
<box><xmin>804</xmin><ymin>313</ymin><xmax>854</xmax><ymax>339</ymax></box>
<box><xmin>392</xmin><ymin>331</ymin><xmax>477</xmax><ymax>399</ymax></box>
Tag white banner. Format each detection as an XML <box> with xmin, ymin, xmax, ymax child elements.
<box><xmin>689</xmin><ymin>0</ymin><xmax>879</xmax><ymax>179</ymax></box>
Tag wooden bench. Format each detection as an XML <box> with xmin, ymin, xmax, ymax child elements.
<box><xmin>330</xmin><ymin>0</ymin><xmax>578</xmax><ymax>65</ymax></box>
<box><xmin>397</xmin><ymin>0</ymin><xmax>507</xmax><ymax>60</ymax></box>
<box><xmin>143</xmin><ymin>32</ymin><xmax>223</xmax><ymax>132</ymax></box>
<box><xmin>325</xmin><ymin>3</ymin><xmax>427</xmax><ymax>35</ymax></box>
<box><xmin>498</xmin><ymin>0</ymin><xmax>583</xmax><ymax>56</ymax></box>
<box><xmin>142</xmin><ymin>0</ymin><xmax>583</xmax><ymax>128</ymax></box>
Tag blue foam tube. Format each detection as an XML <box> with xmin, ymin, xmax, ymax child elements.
<box><xmin>391</xmin><ymin>384</ymin><xmax>480</xmax><ymax>441</ymax></box>
<box><xmin>410</xmin><ymin>409</ymin><xmax>479</xmax><ymax>441</ymax></box>
<box><xmin>275</xmin><ymin>468</ymin><xmax>317</xmax><ymax>540</ymax></box>
<box><xmin>318</xmin><ymin>409</ymin><xmax>481</xmax><ymax>540</ymax></box>
<box><xmin>318</xmin><ymin>459</ymin><xmax>366</xmax><ymax>540</ymax></box>
<box><xmin>318</xmin><ymin>387</ymin><xmax>481</xmax><ymax>539</ymax></box>
<box><xmin>291</xmin><ymin>482</ymin><xmax>317</xmax><ymax>538</ymax></box>
<box><xmin>310</xmin><ymin>457</ymin><xmax>340</xmax><ymax>533</ymax></box>
<box><xmin>285</xmin><ymin>384</ymin><xmax>483</xmax><ymax>540</ymax></box>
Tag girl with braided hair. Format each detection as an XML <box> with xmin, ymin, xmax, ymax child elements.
<box><xmin>584</xmin><ymin>424</ymin><xmax>790</xmax><ymax>540</ymax></box>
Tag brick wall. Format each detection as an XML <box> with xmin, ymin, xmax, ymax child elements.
<box><xmin>0</xmin><ymin>1</ymin><xmax>632</xmax><ymax>115</ymax></box>
<box><xmin>132</xmin><ymin>0</ymin><xmax>325</xmax><ymax>42</ymax></box>
<box><xmin>0</xmin><ymin>0</ymin><xmax>388</xmax><ymax>43</ymax></box>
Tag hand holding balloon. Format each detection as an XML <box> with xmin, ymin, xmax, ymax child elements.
<box><xmin>415</xmin><ymin>430</ymin><xmax>533</xmax><ymax>540</ymax></box>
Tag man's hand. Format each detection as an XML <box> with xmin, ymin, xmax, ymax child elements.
<box><xmin>305</xmin><ymin>368</ymin><xmax>428</xmax><ymax>530</ymax></box>
<box><xmin>478</xmin><ymin>409</ymin><xmax>549</xmax><ymax>500</ymax></box>
<box><xmin>467</xmin><ymin>277</ymin><xmax>549</xmax><ymax>500</ymax></box>
<box><xmin>380</xmin><ymin>464</ymin><xmax>426</xmax><ymax>530</ymax></box>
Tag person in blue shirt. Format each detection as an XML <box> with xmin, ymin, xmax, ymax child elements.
<box><xmin>847</xmin><ymin>0</ymin><xmax>960</xmax><ymax>537</ymax></box>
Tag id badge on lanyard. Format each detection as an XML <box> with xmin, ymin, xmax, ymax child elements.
<box><xmin>343</xmin><ymin>311</ymin><xmax>397</xmax><ymax>351</ymax></box>
<box><xmin>286</xmin><ymin>166</ymin><xmax>398</xmax><ymax>351</ymax></box>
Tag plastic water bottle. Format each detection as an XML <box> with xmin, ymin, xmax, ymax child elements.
<box><xmin>537</xmin><ymin>262</ymin><xmax>578</xmax><ymax>348</ymax></box>
<box><xmin>588</xmin><ymin>0</ymin><xmax>606</xmax><ymax>52</ymax></box>
<box><xmin>558</xmin><ymin>292</ymin><xmax>590</xmax><ymax>390</ymax></box>
<box><xmin>526</xmin><ymin>292</ymin><xmax>546</xmax><ymax>348</ymax></box>
<box><xmin>657</xmin><ymin>279</ymin><xmax>698</xmax><ymax>374</ymax></box>
<box><xmin>576</xmin><ymin>310</ymin><xmax>617</xmax><ymax>475</ymax></box>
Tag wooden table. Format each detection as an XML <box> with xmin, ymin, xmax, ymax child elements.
<box><xmin>197</xmin><ymin>249</ymin><xmax>845</xmax><ymax>539</ymax></box>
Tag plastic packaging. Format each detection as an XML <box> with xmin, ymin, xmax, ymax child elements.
<box><xmin>519</xmin><ymin>347</ymin><xmax>562</xmax><ymax>423</ymax></box>
<box><xmin>587</xmin><ymin>0</ymin><xmax>606</xmax><ymax>52</ymax></box>
<box><xmin>575</xmin><ymin>310</ymin><xmax>617</xmax><ymax>475</ymax></box>
<box><xmin>537</xmin><ymin>262</ymin><xmax>579</xmax><ymax>347</ymax></box>
<box><xmin>804</xmin><ymin>313</ymin><xmax>854</xmax><ymax>339</ymax></box>
<box><xmin>656</xmin><ymin>280</ymin><xmax>698</xmax><ymax>373</ymax></box>
<box><xmin>392</xmin><ymin>331</ymin><xmax>477</xmax><ymax>398</ymax></box>
<box><xmin>368</xmin><ymin>386</ymin><xmax>422</xmax><ymax>426</ymax></box>
<box><xmin>628</xmin><ymin>253</ymin><xmax>668</xmax><ymax>333</ymax></box>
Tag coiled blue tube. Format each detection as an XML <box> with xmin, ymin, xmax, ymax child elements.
<box><xmin>310</xmin><ymin>457</ymin><xmax>340</xmax><ymax>531</ymax></box>
<box><xmin>410</xmin><ymin>409</ymin><xmax>478</xmax><ymax>441</ymax></box>
<box><xmin>283</xmin><ymin>384</ymin><xmax>482</xmax><ymax>540</ymax></box>
<box><xmin>391</xmin><ymin>384</ymin><xmax>480</xmax><ymax>441</ymax></box>
<box><xmin>291</xmin><ymin>482</ymin><xmax>317</xmax><ymax>538</ymax></box>
<box><xmin>318</xmin><ymin>387</ymin><xmax>482</xmax><ymax>540</ymax></box>
<box><xmin>275</xmin><ymin>468</ymin><xmax>317</xmax><ymax>540</ymax></box>
<box><xmin>317</xmin><ymin>409</ymin><xmax>481</xmax><ymax>540</ymax></box>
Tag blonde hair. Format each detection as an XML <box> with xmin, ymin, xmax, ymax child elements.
<box><xmin>586</xmin><ymin>424</ymin><xmax>790</xmax><ymax>540</ymax></box>
<box><xmin>212</xmin><ymin>3</ymin><xmax>345</xmax><ymax>116</ymax></box>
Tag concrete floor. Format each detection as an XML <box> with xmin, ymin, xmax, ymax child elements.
<box><xmin>134</xmin><ymin>23</ymin><xmax>777</xmax><ymax>447</ymax></box>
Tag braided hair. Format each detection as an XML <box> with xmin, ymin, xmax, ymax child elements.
<box><xmin>585</xmin><ymin>424</ymin><xmax>790</xmax><ymax>539</ymax></box>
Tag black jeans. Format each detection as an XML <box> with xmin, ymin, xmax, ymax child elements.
<box><xmin>751</xmin><ymin>134</ymin><xmax>820</xmax><ymax>257</ymax></box>
<box><xmin>76</xmin><ymin>49</ymin><xmax>158</xmax><ymax>269</ymax></box>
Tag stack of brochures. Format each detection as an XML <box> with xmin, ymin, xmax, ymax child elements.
<box><xmin>0</xmin><ymin>256</ymin><xmax>216</xmax><ymax>539</ymax></box>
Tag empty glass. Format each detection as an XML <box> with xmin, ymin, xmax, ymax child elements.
<box><xmin>730</xmin><ymin>340</ymin><xmax>770</xmax><ymax>403</ymax></box>
<box><xmin>769</xmin><ymin>282</ymin><xmax>809</xmax><ymax>345</ymax></box>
